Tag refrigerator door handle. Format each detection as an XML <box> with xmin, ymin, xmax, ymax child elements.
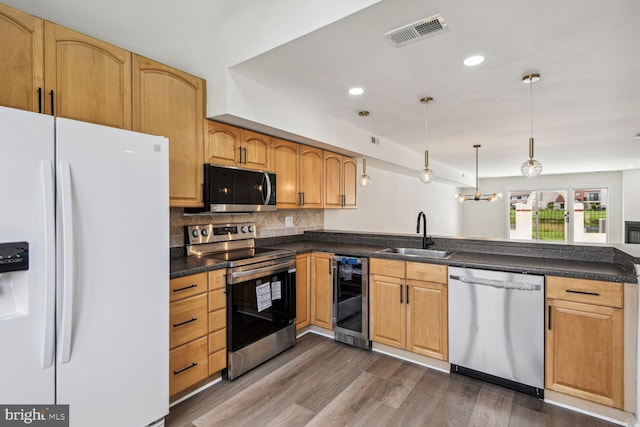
<box><xmin>58</xmin><ymin>161</ymin><xmax>75</xmax><ymax>364</ymax></box>
<box><xmin>41</xmin><ymin>160</ymin><xmax>55</xmax><ymax>369</ymax></box>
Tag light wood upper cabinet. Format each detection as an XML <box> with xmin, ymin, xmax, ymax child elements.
<box><xmin>299</xmin><ymin>145</ymin><xmax>324</xmax><ymax>208</ymax></box>
<box><xmin>204</xmin><ymin>121</ymin><xmax>271</xmax><ymax>171</ymax></box>
<box><xmin>311</xmin><ymin>252</ymin><xmax>333</xmax><ymax>330</ymax></box>
<box><xmin>132</xmin><ymin>55</ymin><xmax>205</xmax><ymax>207</ymax></box>
<box><xmin>369</xmin><ymin>259</ymin><xmax>448</xmax><ymax>361</ymax></box>
<box><xmin>545</xmin><ymin>276</ymin><xmax>624</xmax><ymax>409</ymax></box>
<box><xmin>241</xmin><ymin>129</ymin><xmax>271</xmax><ymax>171</ymax></box>
<box><xmin>44</xmin><ymin>22</ymin><xmax>132</xmax><ymax>129</ymax></box>
<box><xmin>324</xmin><ymin>152</ymin><xmax>357</xmax><ymax>209</ymax></box>
<box><xmin>272</xmin><ymin>138</ymin><xmax>300</xmax><ymax>208</ymax></box>
<box><xmin>296</xmin><ymin>253</ymin><xmax>311</xmax><ymax>332</ymax></box>
<box><xmin>0</xmin><ymin>3</ymin><xmax>44</xmax><ymax>112</ymax></box>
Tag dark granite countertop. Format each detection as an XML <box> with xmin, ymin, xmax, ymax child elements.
<box><xmin>170</xmin><ymin>230</ymin><xmax>639</xmax><ymax>283</ymax></box>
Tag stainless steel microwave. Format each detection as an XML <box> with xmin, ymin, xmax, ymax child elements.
<box><xmin>199</xmin><ymin>164</ymin><xmax>276</xmax><ymax>213</ymax></box>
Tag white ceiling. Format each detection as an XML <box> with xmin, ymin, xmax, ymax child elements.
<box><xmin>230</xmin><ymin>0</ymin><xmax>640</xmax><ymax>178</ymax></box>
<box><xmin>6</xmin><ymin>0</ymin><xmax>639</xmax><ymax>179</ymax></box>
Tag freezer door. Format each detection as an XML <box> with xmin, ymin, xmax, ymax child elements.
<box><xmin>55</xmin><ymin>118</ymin><xmax>169</xmax><ymax>426</ymax></box>
<box><xmin>0</xmin><ymin>106</ymin><xmax>56</xmax><ymax>404</ymax></box>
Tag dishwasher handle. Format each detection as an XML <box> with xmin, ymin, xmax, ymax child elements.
<box><xmin>449</xmin><ymin>275</ymin><xmax>541</xmax><ymax>291</ymax></box>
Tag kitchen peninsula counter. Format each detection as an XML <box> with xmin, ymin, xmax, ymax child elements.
<box><xmin>171</xmin><ymin>230</ymin><xmax>639</xmax><ymax>283</ymax></box>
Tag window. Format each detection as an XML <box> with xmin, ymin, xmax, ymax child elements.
<box><xmin>508</xmin><ymin>188</ymin><xmax>607</xmax><ymax>243</ymax></box>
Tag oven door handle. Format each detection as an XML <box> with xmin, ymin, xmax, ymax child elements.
<box><xmin>229</xmin><ymin>263</ymin><xmax>295</xmax><ymax>284</ymax></box>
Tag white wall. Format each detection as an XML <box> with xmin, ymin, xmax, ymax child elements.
<box><xmin>623</xmin><ymin>169</ymin><xmax>640</xmax><ymax>223</ymax></box>
<box><xmin>324</xmin><ymin>165</ymin><xmax>461</xmax><ymax>236</ymax></box>
<box><xmin>460</xmin><ymin>171</ymin><xmax>625</xmax><ymax>242</ymax></box>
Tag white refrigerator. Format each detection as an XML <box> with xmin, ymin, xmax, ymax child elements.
<box><xmin>0</xmin><ymin>106</ymin><xmax>169</xmax><ymax>426</ymax></box>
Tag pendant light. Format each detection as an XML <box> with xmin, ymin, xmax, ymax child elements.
<box><xmin>455</xmin><ymin>145</ymin><xmax>503</xmax><ymax>202</ymax></box>
<box><xmin>359</xmin><ymin>157</ymin><xmax>371</xmax><ymax>187</ymax></box>
<box><xmin>521</xmin><ymin>73</ymin><xmax>542</xmax><ymax>177</ymax></box>
<box><xmin>419</xmin><ymin>97</ymin><xmax>435</xmax><ymax>183</ymax></box>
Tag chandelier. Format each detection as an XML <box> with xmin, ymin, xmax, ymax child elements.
<box><xmin>455</xmin><ymin>145</ymin><xmax>503</xmax><ymax>202</ymax></box>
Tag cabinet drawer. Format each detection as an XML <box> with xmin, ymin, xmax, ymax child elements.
<box><xmin>169</xmin><ymin>336</ymin><xmax>208</xmax><ymax>396</ymax></box>
<box><xmin>170</xmin><ymin>293</ymin><xmax>208</xmax><ymax>349</ymax></box>
<box><xmin>170</xmin><ymin>272</ymin><xmax>207</xmax><ymax>302</ymax></box>
<box><xmin>546</xmin><ymin>276</ymin><xmax>623</xmax><ymax>308</ymax></box>
<box><xmin>406</xmin><ymin>262</ymin><xmax>447</xmax><ymax>284</ymax></box>
<box><xmin>370</xmin><ymin>258</ymin><xmax>405</xmax><ymax>277</ymax></box>
<box><xmin>208</xmin><ymin>269</ymin><xmax>226</xmax><ymax>291</ymax></box>
<box><xmin>208</xmin><ymin>329</ymin><xmax>226</xmax><ymax>354</ymax></box>
<box><xmin>209</xmin><ymin>288</ymin><xmax>226</xmax><ymax>312</ymax></box>
<box><xmin>208</xmin><ymin>349</ymin><xmax>226</xmax><ymax>376</ymax></box>
<box><xmin>209</xmin><ymin>309</ymin><xmax>225</xmax><ymax>333</ymax></box>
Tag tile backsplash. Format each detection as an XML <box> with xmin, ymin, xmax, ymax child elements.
<box><xmin>170</xmin><ymin>208</ymin><xmax>323</xmax><ymax>247</ymax></box>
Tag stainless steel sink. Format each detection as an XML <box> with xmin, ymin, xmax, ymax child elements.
<box><xmin>377</xmin><ymin>247</ymin><xmax>452</xmax><ymax>259</ymax></box>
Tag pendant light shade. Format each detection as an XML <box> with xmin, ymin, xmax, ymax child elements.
<box><xmin>419</xmin><ymin>150</ymin><xmax>434</xmax><ymax>183</ymax></box>
<box><xmin>521</xmin><ymin>73</ymin><xmax>542</xmax><ymax>178</ymax></box>
<box><xmin>419</xmin><ymin>97</ymin><xmax>435</xmax><ymax>183</ymax></box>
<box><xmin>359</xmin><ymin>157</ymin><xmax>371</xmax><ymax>187</ymax></box>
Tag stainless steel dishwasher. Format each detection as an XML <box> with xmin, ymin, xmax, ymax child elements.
<box><xmin>448</xmin><ymin>266</ymin><xmax>544</xmax><ymax>398</ymax></box>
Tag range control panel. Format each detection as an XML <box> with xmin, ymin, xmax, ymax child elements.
<box><xmin>186</xmin><ymin>223</ymin><xmax>257</xmax><ymax>245</ymax></box>
<box><xmin>0</xmin><ymin>242</ymin><xmax>29</xmax><ymax>273</ymax></box>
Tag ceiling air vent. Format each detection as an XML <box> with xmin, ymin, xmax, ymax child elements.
<box><xmin>384</xmin><ymin>14</ymin><xmax>448</xmax><ymax>47</ymax></box>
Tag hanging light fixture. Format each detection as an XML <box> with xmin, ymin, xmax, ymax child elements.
<box><xmin>521</xmin><ymin>73</ymin><xmax>542</xmax><ymax>177</ymax></box>
<box><xmin>359</xmin><ymin>157</ymin><xmax>371</xmax><ymax>187</ymax></box>
<box><xmin>419</xmin><ymin>97</ymin><xmax>435</xmax><ymax>183</ymax></box>
<box><xmin>454</xmin><ymin>145</ymin><xmax>503</xmax><ymax>202</ymax></box>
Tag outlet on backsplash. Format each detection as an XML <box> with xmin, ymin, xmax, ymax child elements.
<box><xmin>170</xmin><ymin>208</ymin><xmax>323</xmax><ymax>248</ymax></box>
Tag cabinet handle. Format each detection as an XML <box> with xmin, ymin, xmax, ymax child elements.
<box><xmin>242</xmin><ymin>147</ymin><xmax>247</xmax><ymax>164</ymax></box>
<box><xmin>406</xmin><ymin>284</ymin><xmax>409</xmax><ymax>304</ymax></box>
<box><xmin>238</xmin><ymin>147</ymin><xmax>243</xmax><ymax>163</ymax></box>
<box><xmin>37</xmin><ymin>88</ymin><xmax>43</xmax><ymax>113</ymax></box>
<box><xmin>173</xmin><ymin>317</ymin><xmax>197</xmax><ymax>328</ymax></box>
<box><xmin>173</xmin><ymin>362</ymin><xmax>198</xmax><ymax>375</ymax></box>
<box><xmin>301</xmin><ymin>192</ymin><xmax>305</xmax><ymax>206</ymax></box>
<box><xmin>173</xmin><ymin>283</ymin><xmax>198</xmax><ymax>293</ymax></box>
<box><xmin>400</xmin><ymin>284</ymin><xmax>403</xmax><ymax>304</ymax></box>
<box><xmin>341</xmin><ymin>195</ymin><xmax>346</xmax><ymax>206</ymax></box>
<box><xmin>49</xmin><ymin>90</ymin><xmax>55</xmax><ymax>116</ymax></box>
<box><xmin>547</xmin><ymin>305</ymin><xmax>552</xmax><ymax>330</ymax></box>
<box><xmin>565</xmin><ymin>289</ymin><xmax>600</xmax><ymax>296</ymax></box>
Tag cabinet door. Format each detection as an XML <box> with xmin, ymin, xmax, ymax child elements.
<box><xmin>546</xmin><ymin>299</ymin><xmax>623</xmax><ymax>409</ymax></box>
<box><xmin>241</xmin><ymin>129</ymin><xmax>271</xmax><ymax>171</ymax></box>
<box><xmin>311</xmin><ymin>252</ymin><xmax>333</xmax><ymax>330</ymax></box>
<box><xmin>370</xmin><ymin>274</ymin><xmax>405</xmax><ymax>349</ymax></box>
<box><xmin>406</xmin><ymin>280</ymin><xmax>448</xmax><ymax>360</ymax></box>
<box><xmin>0</xmin><ymin>4</ymin><xmax>44</xmax><ymax>112</ymax></box>
<box><xmin>342</xmin><ymin>156</ymin><xmax>357</xmax><ymax>208</ymax></box>
<box><xmin>44</xmin><ymin>22</ymin><xmax>131</xmax><ymax>129</ymax></box>
<box><xmin>204</xmin><ymin>121</ymin><xmax>241</xmax><ymax>166</ymax></box>
<box><xmin>323</xmin><ymin>152</ymin><xmax>342</xmax><ymax>209</ymax></box>
<box><xmin>299</xmin><ymin>145</ymin><xmax>324</xmax><ymax>208</ymax></box>
<box><xmin>296</xmin><ymin>253</ymin><xmax>311</xmax><ymax>332</ymax></box>
<box><xmin>272</xmin><ymin>138</ymin><xmax>300</xmax><ymax>209</ymax></box>
<box><xmin>132</xmin><ymin>55</ymin><xmax>205</xmax><ymax>207</ymax></box>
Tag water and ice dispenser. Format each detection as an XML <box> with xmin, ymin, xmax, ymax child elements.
<box><xmin>0</xmin><ymin>242</ymin><xmax>30</xmax><ymax>319</ymax></box>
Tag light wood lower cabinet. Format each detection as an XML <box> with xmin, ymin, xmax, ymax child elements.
<box><xmin>311</xmin><ymin>252</ymin><xmax>333</xmax><ymax>330</ymax></box>
<box><xmin>208</xmin><ymin>269</ymin><xmax>227</xmax><ymax>375</ymax></box>
<box><xmin>169</xmin><ymin>272</ymin><xmax>209</xmax><ymax>397</ymax></box>
<box><xmin>545</xmin><ymin>276</ymin><xmax>624</xmax><ymax>409</ymax></box>
<box><xmin>296</xmin><ymin>253</ymin><xmax>311</xmax><ymax>332</ymax></box>
<box><xmin>370</xmin><ymin>259</ymin><xmax>448</xmax><ymax>360</ymax></box>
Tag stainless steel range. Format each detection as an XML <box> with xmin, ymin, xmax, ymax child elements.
<box><xmin>186</xmin><ymin>222</ymin><xmax>296</xmax><ymax>380</ymax></box>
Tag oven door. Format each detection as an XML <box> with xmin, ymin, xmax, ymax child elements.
<box><xmin>227</xmin><ymin>259</ymin><xmax>296</xmax><ymax>353</ymax></box>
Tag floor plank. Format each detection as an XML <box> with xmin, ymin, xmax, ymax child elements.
<box><xmin>166</xmin><ymin>334</ymin><xmax>620</xmax><ymax>427</ymax></box>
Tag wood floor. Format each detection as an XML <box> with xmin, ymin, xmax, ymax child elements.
<box><xmin>166</xmin><ymin>334</ymin><xmax>618</xmax><ymax>427</ymax></box>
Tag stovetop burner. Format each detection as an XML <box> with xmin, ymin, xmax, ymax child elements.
<box><xmin>185</xmin><ymin>222</ymin><xmax>294</xmax><ymax>267</ymax></box>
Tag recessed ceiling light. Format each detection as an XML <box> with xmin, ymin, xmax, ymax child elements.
<box><xmin>463</xmin><ymin>55</ymin><xmax>484</xmax><ymax>66</ymax></box>
<box><xmin>634</xmin><ymin>133</ymin><xmax>640</xmax><ymax>139</ymax></box>
<box><xmin>348</xmin><ymin>87</ymin><xmax>364</xmax><ymax>95</ymax></box>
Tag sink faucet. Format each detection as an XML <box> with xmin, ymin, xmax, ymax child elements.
<box><xmin>416</xmin><ymin>211</ymin><xmax>435</xmax><ymax>249</ymax></box>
